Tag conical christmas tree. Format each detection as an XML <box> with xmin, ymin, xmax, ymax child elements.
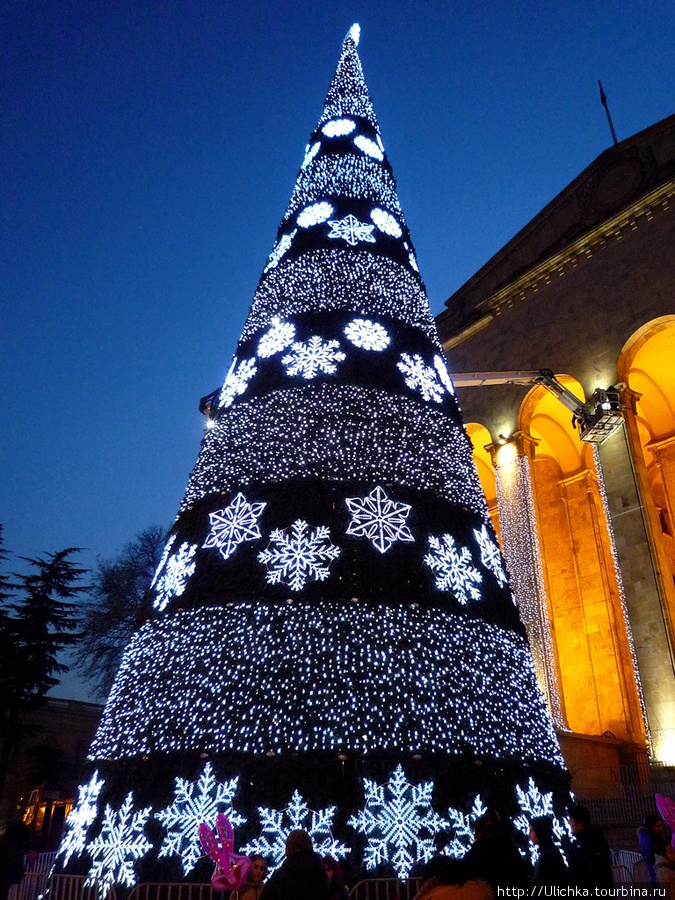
<box><xmin>63</xmin><ymin>25</ymin><xmax>568</xmax><ymax>886</ymax></box>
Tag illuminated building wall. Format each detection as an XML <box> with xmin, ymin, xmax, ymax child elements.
<box><xmin>437</xmin><ymin>111</ymin><xmax>675</xmax><ymax>772</ymax></box>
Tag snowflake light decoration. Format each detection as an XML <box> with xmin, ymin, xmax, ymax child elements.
<box><xmin>327</xmin><ymin>214</ymin><xmax>376</xmax><ymax>246</ymax></box>
<box><xmin>397</xmin><ymin>353</ymin><xmax>444</xmax><ymax>403</ymax></box>
<box><xmin>219</xmin><ymin>357</ymin><xmax>257</xmax><ymax>409</ymax></box>
<box><xmin>282</xmin><ymin>336</ymin><xmax>346</xmax><ymax>379</ymax></box>
<box><xmin>86</xmin><ymin>792</ymin><xmax>152</xmax><ymax>890</ymax></box>
<box><xmin>203</xmin><ymin>493</ymin><xmax>267</xmax><ymax>560</ymax></box>
<box><xmin>514</xmin><ymin>778</ymin><xmax>571</xmax><ymax>863</ymax></box>
<box><xmin>297</xmin><ymin>202</ymin><xmax>334</xmax><ymax>228</ymax></box>
<box><xmin>264</xmin><ymin>230</ymin><xmax>296</xmax><ymax>272</ymax></box>
<box><xmin>346</xmin><ymin>486</ymin><xmax>414</xmax><ymax>554</ymax></box>
<box><xmin>258</xmin><ymin>519</ymin><xmax>341</xmax><ymax>591</ymax></box>
<box><xmin>150</xmin><ymin>535</ymin><xmax>177</xmax><ymax>590</ymax></box>
<box><xmin>257</xmin><ymin>319</ymin><xmax>296</xmax><ymax>358</ymax></box>
<box><xmin>154</xmin><ymin>541</ymin><xmax>198</xmax><ymax>612</ymax></box>
<box><xmin>344</xmin><ymin>318</ymin><xmax>390</xmax><ymax>351</ymax></box>
<box><xmin>444</xmin><ymin>795</ymin><xmax>487</xmax><ymax>858</ymax></box>
<box><xmin>301</xmin><ymin>143</ymin><xmax>320</xmax><ymax>169</ymax></box>
<box><xmin>157</xmin><ymin>763</ymin><xmax>245</xmax><ymax>875</ymax></box>
<box><xmin>408</xmin><ymin>252</ymin><xmax>419</xmax><ymax>272</ymax></box>
<box><xmin>433</xmin><ymin>354</ymin><xmax>455</xmax><ymax>395</ymax></box>
<box><xmin>424</xmin><ymin>534</ymin><xmax>482</xmax><ymax>603</ymax></box>
<box><xmin>474</xmin><ymin>524</ymin><xmax>508</xmax><ymax>586</ymax></box>
<box><xmin>354</xmin><ymin>134</ymin><xmax>384</xmax><ymax>161</ymax></box>
<box><xmin>348</xmin><ymin>765</ymin><xmax>450</xmax><ymax>878</ymax></box>
<box><xmin>241</xmin><ymin>790</ymin><xmax>348</xmax><ymax>873</ymax></box>
<box><xmin>370</xmin><ymin>207</ymin><xmax>402</xmax><ymax>237</ymax></box>
<box><xmin>322</xmin><ymin>118</ymin><xmax>356</xmax><ymax>137</ymax></box>
<box><xmin>59</xmin><ymin>770</ymin><xmax>105</xmax><ymax>867</ymax></box>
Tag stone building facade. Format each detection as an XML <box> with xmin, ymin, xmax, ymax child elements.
<box><xmin>436</xmin><ymin>112</ymin><xmax>675</xmax><ymax>791</ymax></box>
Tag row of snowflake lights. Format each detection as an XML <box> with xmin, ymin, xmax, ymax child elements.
<box><xmin>89</xmin><ymin>603</ymin><xmax>565</xmax><ymax>763</ymax></box>
<box><xmin>216</xmin><ymin>316</ymin><xmax>454</xmax><ymax>409</ymax></box>
<box><xmin>152</xmin><ymin>491</ymin><xmax>505</xmax><ymax>605</ymax></box>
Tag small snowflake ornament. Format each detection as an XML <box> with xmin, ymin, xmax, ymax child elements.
<box><xmin>327</xmin><ymin>214</ymin><xmax>376</xmax><ymax>246</ymax></box>
<box><xmin>301</xmin><ymin>143</ymin><xmax>320</xmax><ymax>169</ymax></box>
<box><xmin>397</xmin><ymin>354</ymin><xmax>444</xmax><ymax>403</ymax></box>
<box><xmin>345</xmin><ymin>486</ymin><xmax>414</xmax><ymax>554</ymax></box>
<box><xmin>297</xmin><ymin>202</ymin><xmax>334</xmax><ymax>228</ymax></box>
<box><xmin>153</xmin><ymin>541</ymin><xmax>198</xmax><ymax>612</ymax></box>
<box><xmin>86</xmin><ymin>792</ymin><xmax>152</xmax><ymax>890</ymax></box>
<box><xmin>203</xmin><ymin>493</ymin><xmax>267</xmax><ymax>560</ymax></box>
<box><xmin>282</xmin><ymin>336</ymin><xmax>346</xmax><ymax>379</ymax></box>
<box><xmin>219</xmin><ymin>357</ymin><xmax>257</xmax><ymax>409</ymax></box>
<box><xmin>344</xmin><ymin>318</ymin><xmax>390</xmax><ymax>351</ymax></box>
<box><xmin>257</xmin><ymin>319</ymin><xmax>296</xmax><ymax>358</ymax></box>
<box><xmin>444</xmin><ymin>795</ymin><xmax>487</xmax><ymax>858</ymax></box>
<box><xmin>322</xmin><ymin>118</ymin><xmax>356</xmax><ymax>137</ymax></box>
<box><xmin>424</xmin><ymin>534</ymin><xmax>482</xmax><ymax>603</ymax></box>
<box><xmin>370</xmin><ymin>207</ymin><xmax>402</xmax><ymax>237</ymax></box>
<box><xmin>348</xmin><ymin>765</ymin><xmax>450</xmax><ymax>879</ymax></box>
<box><xmin>264</xmin><ymin>229</ymin><xmax>297</xmax><ymax>272</ymax></box>
<box><xmin>473</xmin><ymin>524</ymin><xmax>508</xmax><ymax>586</ymax></box>
<box><xmin>157</xmin><ymin>763</ymin><xmax>245</xmax><ymax>875</ymax></box>
<box><xmin>59</xmin><ymin>770</ymin><xmax>105</xmax><ymax>867</ymax></box>
<box><xmin>150</xmin><ymin>535</ymin><xmax>177</xmax><ymax>590</ymax></box>
<box><xmin>241</xmin><ymin>790</ymin><xmax>348</xmax><ymax>873</ymax></box>
<box><xmin>258</xmin><ymin>519</ymin><xmax>341</xmax><ymax>591</ymax></box>
<box><xmin>354</xmin><ymin>135</ymin><xmax>384</xmax><ymax>161</ymax></box>
<box><xmin>433</xmin><ymin>355</ymin><xmax>455</xmax><ymax>395</ymax></box>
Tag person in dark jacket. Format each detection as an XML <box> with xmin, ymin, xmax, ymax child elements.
<box><xmin>638</xmin><ymin>814</ymin><xmax>667</xmax><ymax>884</ymax></box>
<box><xmin>322</xmin><ymin>855</ymin><xmax>349</xmax><ymax>900</ymax></box>
<box><xmin>463</xmin><ymin>813</ymin><xmax>531</xmax><ymax>894</ymax></box>
<box><xmin>566</xmin><ymin>805</ymin><xmax>613</xmax><ymax>888</ymax></box>
<box><xmin>259</xmin><ymin>829</ymin><xmax>329</xmax><ymax>900</ymax></box>
<box><xmin>529</xmin><ymin>817</ymin><xmax>568</xmax><ymax>888</ymax></box>
<box><xmin>0</xmin><ymin>822</ymin><xmax>31</xmax><ymax>900</ymax></box>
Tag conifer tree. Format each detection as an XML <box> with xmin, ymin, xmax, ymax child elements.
<box><xmin>62</xmin><ymin>27</ymin><xmax>568</xmax><ymax>883</ymax></box>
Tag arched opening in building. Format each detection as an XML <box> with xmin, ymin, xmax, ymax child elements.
<box><xmin>466</xmin><ymin>423</ymin><xmax>501</xmax><ymax>542</ymax></box>
<box><xmin>519</xmin><ymin>378</ymin><xmax>645</xmax><ymax>745</ymax></box>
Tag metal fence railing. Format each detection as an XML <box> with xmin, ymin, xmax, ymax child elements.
<box><xmin>349</xmin><ymin>877</ymin><xmax>423</xmax><ymax>900</ymax></box>
<box><xmin>127</xmin><ymin>884</ymin><xmax>214</xmax><ymax>900</ymax></box>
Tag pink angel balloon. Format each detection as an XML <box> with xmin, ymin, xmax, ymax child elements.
<box><xmin>198</xmin><ymin>812</ymin><xmax>253</xmax><ymax>891</ymax></box>
<box><xmin>655</xmin><ymin>794</ymin><xmax>675</xmax><ymax>846</ymax></box>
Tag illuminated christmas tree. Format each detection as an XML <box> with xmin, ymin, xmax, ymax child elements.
<box><xmin>64</xmin><ymin>25</ymin><xmax>568</xmax><ymax>883</ymax></box>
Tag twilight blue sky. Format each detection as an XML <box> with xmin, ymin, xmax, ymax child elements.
<box><xmin>2</xmin><ymin>2</ymin><xmax>674</xmax><ymax>699</ymax></box>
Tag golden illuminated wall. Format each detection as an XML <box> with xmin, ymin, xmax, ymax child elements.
<box><xmin>517</xmin><ymin>380</ymin><xmax>645</xmax><ymax>744</ymax></box>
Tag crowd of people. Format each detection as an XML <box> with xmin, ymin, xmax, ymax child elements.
<box><xmin>3</xmin><ymin>802</ymin><xmax>675</xmax><ymax>900</ymax></box>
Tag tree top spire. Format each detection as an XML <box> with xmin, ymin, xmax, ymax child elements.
<box><xmin>318</xmin><ymin>24</ymin><xmax>378</xmax><ymax>131</ymax></box>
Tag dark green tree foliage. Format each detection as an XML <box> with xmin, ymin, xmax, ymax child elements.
<box><xmin>74</xmin><ymin>526</ymin><xmax>167</xmax><ymax>698</ymax></box>
<box><xmin>0</xmin><ymin>527</ymin><xmax>85</xmax><ymax>810</ymax></box>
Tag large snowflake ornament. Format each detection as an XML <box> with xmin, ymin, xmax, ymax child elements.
<box><xmin>348</xmin><ymin>765</ymin><xmax>450</xmax><ymax>879</ymax></box>
<box><xmin>346</xmin><ymin>486</ymin><xmax>414</xmax><ymax>554</ymax></box>
<box><xmin>264</xmin><ymin>229</ymin><xmax>297</xmax><ymax>272</ymax></box>
<box><xmin>514</xmin><ymin>778</ymin><xmax>571</xmax><ymax>863</ymax></box>
<box><xmin>219</xmin><ymin>357</ymin><xmax>257</xmax><ymax>409</ymax></box>
<box><xmin>241</xmin><ymin>790</ymin><xmax>348</xmax><ymax>873</ymax></box>
<box><xmin>424</xmin><ymin>534</ymin><xmax>482</xmax><ymax>603</ymax></box>
<box><xmin>354</xmin><ymin>134</ymin><xmax>384</xmax><ymax>161</ymax></box>
<box><xmin>322</xmin><ymin>118</ymin><xmax>356</xmax><ymax>137</ymax></box>
<box><xmin>444</xmin><ymin>795</ymin><xmax>487</xmax><ymax>858</ymax></box>
<box><xmin>397</xmin><ymin>354</ymin><xmax>444</xmax><ymax>403</ymax></box>
<box><xmin>327</xmin><ymin>214</ymin><xmax>376</xmax><ymax>246</ymax></box>
<box><xmin>203</xmin><ymin>493</ymin><xmax>267</xmax><ymax>560</ymax></box>
<box><xmin>344</xmin><ymin>318</ymin><xmax>390</xmax><ymax>351</ymax></box>
<box><xmin>474</xmin><ymin>524</ymin><xmax>508</xmax><ymax>586</ymax></box>
<box><xmin>157</xmin><ymin>763</ymin><xmax>245</xmax><ymax>875</ymax></box>
<box><xmin>86</xmin><ymin>793</ymin><xmax>152</xmax><ymax>890</ymax></box>
<box><xmin>59</xmin><ymin>770</ymin><xmax>105</xmax><ymax>867</ymax></box>
<box><xmin>154</xmin><ymin>541</ymin><xmax>198</xmax><ymax>612</ymax></box>
<box><xmin>257</xmin><ymin>319</ymin><xmax>296</xmax><ymax>358</ymax></box>
<box><xmin>282</xmin><ymin>336</ymin><xmax>346</xmax><ymax>379</ymax></box>
<box><xmin>258</xmin><ymin>519</ymin><xmax>341</xmax><ymax>591</ymax></box>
